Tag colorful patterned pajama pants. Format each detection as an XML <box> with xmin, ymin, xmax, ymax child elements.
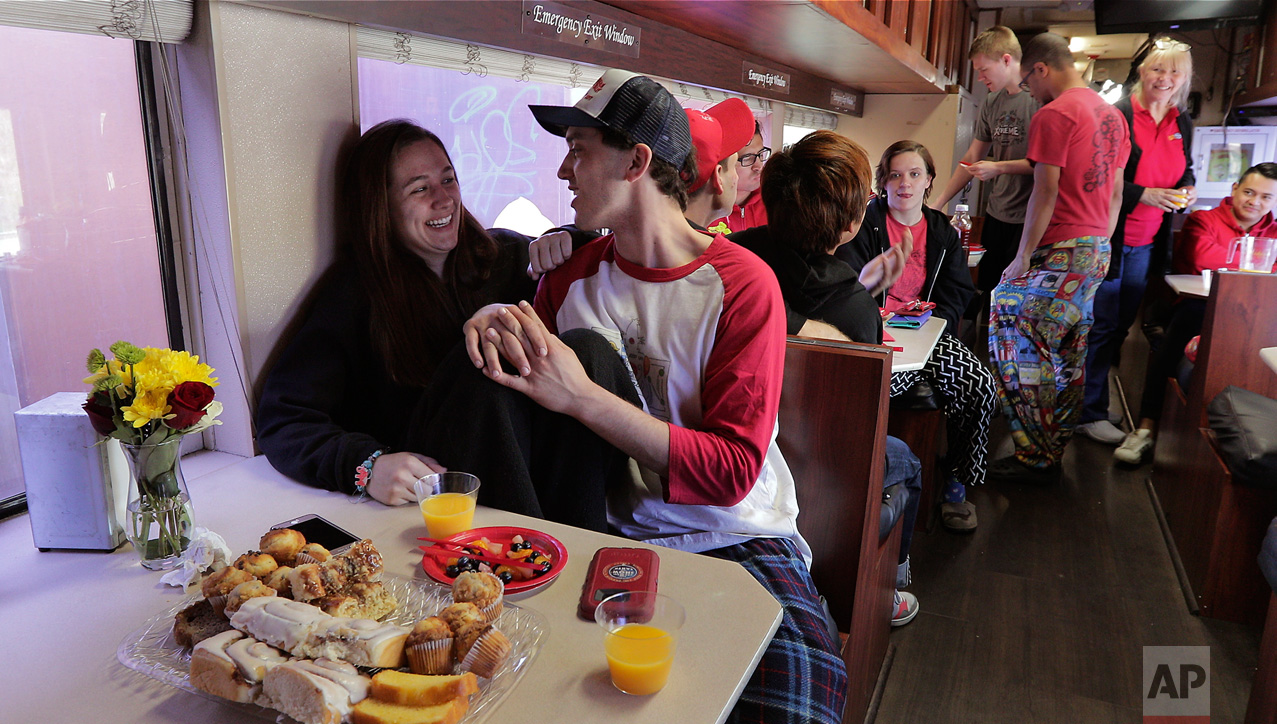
<box><xmin>989</xmin><ymin>236</ymin><xmax>1111</xmax><ymax>468</ymax></box>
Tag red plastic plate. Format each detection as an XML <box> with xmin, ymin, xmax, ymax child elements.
<box><xmin>420</xmin><ymin>526</ymin><xmax>569</xmax><ymax>594</ymax></box>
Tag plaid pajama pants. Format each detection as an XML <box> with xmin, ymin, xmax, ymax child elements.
<box><xmin>702</xmin><ymin>537</ymin><xmax>846</xmax><ymax>724</ymax></box>
<box><xmin>890</xmin><ymin>332</ymin><xmax>998</xmax><ymax>488</ymax></box>
<box><xmin>989</xmin><ymin>236</ymin><xmax>1111</xmax><ymax>467</ymax></box>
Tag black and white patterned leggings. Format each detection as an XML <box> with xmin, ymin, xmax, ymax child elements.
<box><xmin>890</xmin><ymin>332</ymin><xmax>998</xmax><ymax>489</ymax></box>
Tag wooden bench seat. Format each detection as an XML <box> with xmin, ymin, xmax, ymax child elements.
<box><xmin>778</xmin><ymin>336</ymin><xmax>902</xmax><ymax>724</ymax></box>
<box><xmin>1151</xmin><ymin>271</ymin><xmax>1277</xmax><ymax>626</ymax></box>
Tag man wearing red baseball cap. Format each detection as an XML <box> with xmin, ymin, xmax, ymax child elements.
<box><xmin>684</xmin><ymin>98</ymin><xmax>756</xmax><ymax>229</ymax></box>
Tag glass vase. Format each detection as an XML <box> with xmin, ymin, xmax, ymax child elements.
<box><xmin>122</xmin><ymin>436</ymin><xmax>194</xmax><ymax>570</ymax></box>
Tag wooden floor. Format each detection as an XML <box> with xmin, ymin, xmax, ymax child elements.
<box><xmin>874</xmin><ymin>315</ymin><xmax>1265</xmax><ymax>723</ymax></box>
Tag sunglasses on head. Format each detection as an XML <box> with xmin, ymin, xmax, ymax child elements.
<box><xmin>1154</xmin><ymin>38</ymin><xmax>1191</xmax><ymax>52</ymax></box>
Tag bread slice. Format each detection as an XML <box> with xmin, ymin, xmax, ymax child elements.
<box><xmin>189</xmin><ymin>631</ymin><xmax>256</xmax><ymax>703</ymax></box>
<box><xmin>350</xmin><ymin>696</ymin><xmax>469</xmax><ymax>724</ymax></box>
<box><xmin>261</xmin><ymin>659</ymin><xmax>370</xmax><ymax>724</ymax></box>
<box><xmin>189</xmin><ymin>630</ymin><xmax>290</xmax><ymax>704</ymax></box>
<box><xmin>369</xmin><ymin>670</ymin><xmax>479</xmax><ymax>707</ymax></box>
<box><xmin>173</xmin><ymin>598</ymin><xmax>233</xmax><ymax>647</ymax></box>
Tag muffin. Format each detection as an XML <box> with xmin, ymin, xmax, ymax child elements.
<box><xmin>233</xmin><ymin>551</ymin><xmax>279</xmax><ymax>578</ymax></box>
<box><xmin>404</xmin><ymin>616</ymin><xmax>454</xmax><ymax>675</ymax></box>
<box><xmin>295</xmin><ymin>542</ymin><xmax>332</xmax><ymax>565</ymax></box>
<box><xmin>200</xmin><ymin>567</ymin><xmax>254</xmax><ymax>614</ymax></box>
<box><xmin>262</xmin><ymin>566</ymin><xmax>294</xmax><ymax>597</ymax></box>
<box><xmin>438</xmin><ymin>602</ymin><xmax>485</xmax><ymax>635</ymax></box>
<box><xmin>457</xmin><ymin>624</ymin><xmax>511</xmax><ymax>679</ymax></box>
<box><xmin>224</xmin><ymin>579</ymin><xmax>278</xmax><ymax>614</ymax></box>
<box><xmin>452</xmin><ymin>571</ymin><xmax>504</xmax><ymax>623</ymax></box>
<box><xmin>452</xmin><ymin>621</ymin><xmax>488</xmax><ymax>661</ymax></box>
<box><xmin>287</xmin><ymin>563</ymin><xmax>326</xmax><ymax>601</ymax></box>
<box><xmin>259</xmin><ymin>528</ymin><xmax>306</xmax><ymax>566</ymax></box>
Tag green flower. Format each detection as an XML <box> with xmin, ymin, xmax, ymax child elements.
<box><xmin>93</xmin><ymin>374</ymin><xmax>123</xmax><ymax>393</ymax></box>
<box><xmin>110</xmin><ymin>341</ymin><xmax>146</xmax><ymax>365</ymax></box>
<box><xmin>86</xmin><ymin>349</ymin><xmax>106</xmax><ymax>373</ymax></box>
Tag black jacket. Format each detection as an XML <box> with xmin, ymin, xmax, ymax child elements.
<box><xmin>1109</xmin><ymin>96</ymin><xmax>1195</xmax><ymax>280</ymax></box>
<box><xmin>835</xmin><ymin>197</ymin><xmax>975</xmax><ymax>332</ymax></box>
<box><xmin>729</xmin><ymin>225</ymin><xmax>883</xmax><ymax>344</ymax></box>
<box><xmin>255</xmin><ymin>229</ymin><xmax>534</xmax><ymax>493</ymax></box>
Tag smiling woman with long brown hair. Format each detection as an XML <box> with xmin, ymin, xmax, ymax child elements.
<box><xmin>255</xmin><ymin>119</ymin><xmax>536</xmax><ymax>506</ymax></box>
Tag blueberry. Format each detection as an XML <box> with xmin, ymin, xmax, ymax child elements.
<box><xmin>457</xmin><ymin>557</ymin><xmax>473</xmax><ymax>569</ymax></box>
<box><xmin>497</xmin><ymin>571</ymin><xmax>513</xmax><ymax>584</ymax></box>
<box><xmin>446</xmin><ymin>564</ymin><xmax>459</xmax><ymax>577</ymax></box>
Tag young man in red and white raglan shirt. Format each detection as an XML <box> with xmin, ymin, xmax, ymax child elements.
<box><xmin>461</xmin><ymin>68</ymin><xmax>847</xmax><ymax>724</ymax></box>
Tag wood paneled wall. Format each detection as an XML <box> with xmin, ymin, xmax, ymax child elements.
<box><xmin>867</xmin><ymin>0</ymin><xmax>975</xmax><ymax>89</ymax></box>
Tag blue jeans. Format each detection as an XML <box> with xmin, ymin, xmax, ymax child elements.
<box><xmin>885</xmin><ymin>435</ymin><xmax>921</xmax><ymax>565</ymax></box>
<box><xmin>1081</xmin><ymin>243</ymin><xmax>1153</xmax><ymax>424</ymax></box>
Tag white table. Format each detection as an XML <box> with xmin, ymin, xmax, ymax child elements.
<box><xmin>886</xmin><ymin>316</ymin><xmax>947</xmax><ymax>372</ymax></box>
<box><xmin>1263</xmin><ymin>347</ymin><xmax>1277</xmax><ymax>376</ymax></box>
<box><xmin>1165</xmin><ymin>273</ymin><xmax>1209</xmax><ymax>298</ymax></box>
<box><xmin>0</xmin><ymin>453</ymin><xmax>782</xmax><ymax>724</ymax></box>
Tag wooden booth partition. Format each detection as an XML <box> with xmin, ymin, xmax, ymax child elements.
<box><xmin>777</xmin><ymin>337</ymin><xmax>899</xmax><ymax>724</ymax></box>
<box><xmin>1151</xmin><ymin>271</ymin><xmax>1277</xmax><ymax>626</ymax></box>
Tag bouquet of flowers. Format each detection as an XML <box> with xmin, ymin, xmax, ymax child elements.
<box><xmin>82</xmin><ymin>341</ymin><xmax>221</xmax><ymax>568</ymax></box>
<box><xmin>82</xmin><ymin>341</ymin><xmax>222</xmax><ymax>444</ymax></box>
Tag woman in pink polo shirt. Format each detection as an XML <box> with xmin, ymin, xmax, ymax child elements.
<box><xmin>1078</xmin><ymin>38</ymin><xmax>1196</xmax><ymax>447</ymax></box>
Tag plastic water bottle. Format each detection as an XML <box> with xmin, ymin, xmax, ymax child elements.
<box><xmin>951</xmin><ymin>204</ymin><xmax>973</xmax><ymax>250</ymax></box>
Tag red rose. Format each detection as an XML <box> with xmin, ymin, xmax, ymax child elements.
<box><xmin>83</xmin><ymin>393</ymin><xmax>117</xmax><ymax>436</ymax></box>
<box><xmin>168</xmin><ymin>381</ymin><xmax>215</xmax><ymax>429</ymax></box>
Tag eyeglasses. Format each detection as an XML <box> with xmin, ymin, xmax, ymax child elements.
<box><xmin>1154</xmin><ymin>38</ymin><xmax>1191</xmax><ymax>52</ymax></box>
<box><xmin>1019</xmin><ymin>65</ymin><xmax>1035</xmax><ymax>92</ymax></box>
<box><xmin>739</xmin><ymin>147</ymin><xmax>771</xmax><ymax>168</ymax></box>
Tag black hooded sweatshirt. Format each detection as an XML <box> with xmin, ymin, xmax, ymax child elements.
<box><xmin>729</xmin><ymin>225</ymin><xmax>883</xmax><ymax>344</ymax></box>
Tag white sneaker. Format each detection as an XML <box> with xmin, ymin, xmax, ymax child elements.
<box><xmin>1078</xmin><ymin>420</ymin><xmax>1126</xmax><ymax>445</ymax></box>
<box><xmin>1115</xmin><ymin>429</ymin><xmax>1155</xmax><ymax>465</ymax></box>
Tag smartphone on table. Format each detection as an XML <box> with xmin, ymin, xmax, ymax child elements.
<box><xmin>271</xmin><ymin>514</ymin><xmax>361</xmax><ymax>555</ymax></box>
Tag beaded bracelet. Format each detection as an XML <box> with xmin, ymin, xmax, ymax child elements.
<box><xmin>354</xmin><ymin>448</ymin><xmax>386</xmax><ymax>500</ymax></box>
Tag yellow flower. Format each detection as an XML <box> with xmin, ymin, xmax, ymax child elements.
<box><xmin>141</xmin><ymin>348</ymin><xmax>218</xmax><ymax>388</ymax></box>
<box><xmin>122</xmin><ymin>389</ymin><xmax>171</xmax><ymax>428</ymax></box>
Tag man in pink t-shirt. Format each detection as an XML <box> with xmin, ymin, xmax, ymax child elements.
<box><xmin>988</xmin><ymin>32</ymin><xmax>1131</xmax><ymax>478</ymax></box>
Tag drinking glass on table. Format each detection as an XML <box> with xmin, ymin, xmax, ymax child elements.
<box><xmin>414</xmin><ymin>472</ymin><xmax>480</xmax><ymax>538</ymax></box>
<box><xmin>595</xmin><ymin>591</ymin><xmax>685</xmax><ymax>695</ymax></box>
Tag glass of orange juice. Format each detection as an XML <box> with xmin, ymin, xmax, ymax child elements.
<box><xmin>595</xmin><ymin>591</ymin><xmax>685</xmax><ymax>695</ymax></box>
<box><xmin>414</xmin><ymin>472</ymin><xmax>480</xmax><ymax>539</ymax></box>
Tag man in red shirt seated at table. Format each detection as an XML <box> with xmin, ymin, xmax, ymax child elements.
<box><xmin>1172</xmin><ymin>162</ymin><xmax>1277</xmax><ymax>274</ymax></box>
<box><xmin>1117</xmin><ymin>162</ymin><xmax>1277</xmax><ymax>463</ymax></box>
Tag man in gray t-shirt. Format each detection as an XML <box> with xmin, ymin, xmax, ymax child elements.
<box><xmin>975</xmin><ymin>88</ymin><xmax>1037</xmax><ymax>224</ymax></box>
<box><xmin>934</xmin><ymin>27</ymin><xmax>1040</xmax><ymax>292</ymax></box>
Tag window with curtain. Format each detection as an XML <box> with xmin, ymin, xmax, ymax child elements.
<box><xmin>0</xmin><ymin>24</ymin><xmax>169</xmax><ymax>504</ymax></box>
